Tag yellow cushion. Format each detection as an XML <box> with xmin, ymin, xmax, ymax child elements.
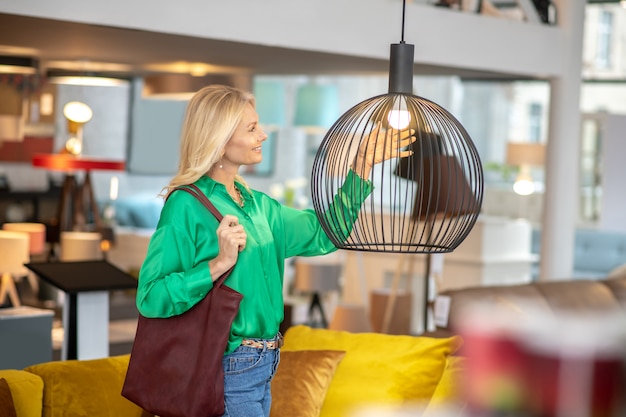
<box><xmin>270</xmin><ymin>350</ymin><xmax>346</xmax><ymax>417</ymax></box>
<box><xmin>0</xmin><ymin>377</ymin><xmax>17</xmax><ymax>417</ymax></box>
<box><xmin>24</xmin><ymin>354</ymin><xmax>148</xmax><ymax>417</ymax></box>
<box><xmin>423</xmin><ymin>355</ymin><xmax>467</xmax><ymax>416</ymax></box>
<box><xmin>282</xmin><ymin>325</ymin><xmax>463</xmax><ymax>417</ymax></box>
<box><xmin>0</xmin><ymin>369</ymin><xmax>43</xmax><ymax>417</ymax></box>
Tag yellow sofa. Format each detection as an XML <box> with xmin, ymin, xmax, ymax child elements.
<box><xmin>0</xmin><ymin>326</ymin><xmax>464</xmax><ymax>417</ymax></box>
<box><xmin>0</xmin><ymin>355</ymin><xmax>150</xmax><ymax>417</ymax></box>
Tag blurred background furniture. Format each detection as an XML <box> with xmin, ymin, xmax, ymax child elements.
<box><xmin>31</xmin><ymin>154</ymin><xmax>125</xmax><ymax>253</ymax></box>
<box><xmin>0</xmin><ymin>229</ymin><xmax>30</xmax><ymax>307</ymax></box>
<box><xmin>292</xmin><ymin>256</ymin><xmax>342</xmax><ymax>328</ymax></box>
<box><xmin>531</xmin><ymin>227</ymin><xmax>626</xmax><ymax>280</ymax></box>
<box><xmin>369</xmin><ymin>288</ymin><xmax>412</xmax><ymax>334</ymax></box>
<box><xmin>328</xmin><ymin>303</ymin><xmax>372</xmax><ymax>333</ymax></box>
<box><xmin>26</xmin><ymin>260</ymin><xmax>137</xmax><ymax>361</ymax></box>
<box><xmin>0</xmin><ymin>306</ymin><xmax>54</xmax><ymax>369</ymax></box>
<box><xmin>2</xmin><ymin>222</ymin><xmax>46</xmax><ymax>295</ymax></box>
<box><xmin>105</xmin><ymin>227</ymin><xmax>152</xmax><ymax>276</ymax></box>
<box><xmin>0</xmin><ymin>185</ymin><xmax>61</xmax><ymax>224</ymax></box>
<box><xmin>341</xmin><ymin>216</ymin><xmax>536</xmax><ymax>334</ymax></box>
<box><xmin>59</xmin><ymin>231</ymin><xmax>103</xmax><ymax>262</ymax></box>
<box><xmin>430</xmin><ymin>275</ymin><xmax>626</xmax><ymax>338</ymax></box>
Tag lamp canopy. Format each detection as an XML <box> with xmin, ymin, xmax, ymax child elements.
<box><xmin>310</xmin><ymin>1</ymin><xmax>483</xmax><ymax>254</ymax></box>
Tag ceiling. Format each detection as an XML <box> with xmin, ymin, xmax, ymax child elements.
<box><xmin>0</xmin><ymin>13</ymin><xmax>391</xmax><ymax>78</ymax></box>
<box><xmin>0</xmin><ymin>13</ymin><xmax>532</xmax><ymax>80</ymax></box>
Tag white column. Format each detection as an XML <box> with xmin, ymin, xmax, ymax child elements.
<box><xmin>599</xmin><ymin>114</ymin><xmax>626</xmax><ymax>232</ymax></box>
<box><xmin>540</xmin><ymin>1</ymin><xmax>586</xmax><ymax>281</ymax></box>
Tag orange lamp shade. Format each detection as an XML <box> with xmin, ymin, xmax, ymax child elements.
<box><xmin>2</xmin><ymin>222</ymin><xmax>46</xmax><ymax>254</ymax></box>
<box><xmin>32</xmin><ymin>154</ymin><xmax>125</xmax><ymax>171</ymax></box>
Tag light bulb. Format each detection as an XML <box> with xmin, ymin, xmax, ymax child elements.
<box><xmin>63</xmin><ymin>101</ymin><xmax>93</xmax><ymax>123</ymax></box>
<box><xmin>513</xmin><ymin>178</ymin><xmax>535</xmax><ymax>196</ymax></box>
<box><xmin>65</xmin><ymin>136</ymin><xmax>82</xmax><ymax>155</ymax></box>
<box><xmin>387</xmin><ymin>109</ymin><xmax>411</xmax><ymax>130</ymax></box>
<box><xmin>513</xmin><ymin>165</ymin><xmax>535</xmax><ymax>195</ymax></box>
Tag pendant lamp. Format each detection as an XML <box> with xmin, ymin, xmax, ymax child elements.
<box><xmin>294</xmin><ymin>83</ymin><xmax>339</xmax><ymax>134</ymax></box>
<box><xmin>311</xmin><ymin>0</ymin><xmax>483</xmax><ymax>255</ymax></box>
<box><xmin>253</xmin><ymin>79</ymin><xmax>287</xmax><ymax>131</ymax></box>
<box><xmin>63</xmin><ymin>101</ymin><xmax>93</xmax><ymax>156</ymax></box>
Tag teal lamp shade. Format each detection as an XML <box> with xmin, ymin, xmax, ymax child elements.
<box><xmin>253</xmin><ymin>79</ymin><xmax>286</xmax><ymax>130</ymax></box>
<box><xmin>294</xmin><ymin>84</ymin><xmax>339</xmax><ymax>133</ymax></box>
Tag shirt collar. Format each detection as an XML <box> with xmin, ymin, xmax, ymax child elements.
<box><xmin>195</xmin><ymin>175</ymin><xmax>253</xmax><ymax>202</ymax></box>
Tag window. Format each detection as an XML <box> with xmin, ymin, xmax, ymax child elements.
<box><xmin>596</xmin><ymin>10</ymin><xmax>613</xmax><ymax>69</ymax></box>
<box><xmin>528</xmin><ymin>102</ymin><xmax>543</xmax><ymax>142</ymax></box>
<box><xmin>579</xmin><ymin>115</ymin><xmax>602</xmax><ymax>223</ymax></box>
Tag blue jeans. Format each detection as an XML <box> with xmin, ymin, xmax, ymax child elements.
<box><xmin>222</xmin><ymin>340</ymin><xmax>281</xmax><ymax>417</ymax></box>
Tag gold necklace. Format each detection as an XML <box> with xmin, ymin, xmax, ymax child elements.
<box><xmin>232</xmin><ymin>186</ymin><xmax>244</xmax><ymax>208</ymax></box>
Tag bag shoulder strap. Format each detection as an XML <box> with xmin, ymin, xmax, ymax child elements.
<box><xmin>172</xmin><ymin>184</ymin><xmax>233</xmax><ymax>288</ymax></box>
<box><xmin>173</xmin><ymin>184</ymin><xmax>223</xmax><ymax>222</ymax></box>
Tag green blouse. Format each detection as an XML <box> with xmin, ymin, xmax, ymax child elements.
<box><xmin>136</xmin><ymin>170</ymin><xmax>372</xmax><ymax>354</ymax></box>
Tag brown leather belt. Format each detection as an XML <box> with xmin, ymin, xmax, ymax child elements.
<box><xmin>240</xmin><ymin>333</ymin><xmax>284</xmax><ymax>350</ymax></box>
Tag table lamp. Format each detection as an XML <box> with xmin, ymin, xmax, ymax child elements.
<box><xmin>506</xmin><ymin>142</ymin><xmax>546</xmax><ymax>196</ymax></box>
<box><xmin>60</xmin><ymin>231</ymin><xmax>103</xmax><ymax>262</ymax></box>
<box><xmin>0</xmin><ymin>230</ymin><xmax>30</xmax><ymax>307</ymax></box>
<box><xmin>63</xmin><ymin>101</ymin><xmax>93</xmax><ymax>156</ymax></box>
<box><xmin>2</xmin><ymin>222</ymin><xmax>46</xmax><ymax>295</ymax></box>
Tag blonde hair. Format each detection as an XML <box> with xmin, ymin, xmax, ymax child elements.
<box><xmin>161</xmin><ymin>84</ymin><xmax>255</xmax><ymax>198</ymax></box>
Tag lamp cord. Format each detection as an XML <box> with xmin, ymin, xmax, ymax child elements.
<box><xmin>401</xmin><ymin>0</ymin><xmax>406</xmax><ymax>43</ymax></box>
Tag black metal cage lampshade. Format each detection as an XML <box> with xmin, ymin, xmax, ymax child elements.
<box><xmin>310</xmin><ymin>37</ymin><xmax>483</xmax><ymax>254</ymax></box>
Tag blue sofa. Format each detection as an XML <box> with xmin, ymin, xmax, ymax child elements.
<box><xmin>100</xmin><ymin>194</ymin><xmax>163</xmax><ymax>230</ymax></box>
<box><xmin>531</xmin><ymin>228</ymin><xmax>626</xmax><ymax>279</ymax></box>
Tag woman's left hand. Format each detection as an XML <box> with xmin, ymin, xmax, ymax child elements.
<box><xmin>351</xmin><ymin>123</ymin><xmax>416</xmax><ymax>179</ymax></box>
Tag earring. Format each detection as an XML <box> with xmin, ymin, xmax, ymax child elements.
<box><xmin>219</xmin><ymin>164</ymin><xmax>223</xmax><ymax>169</ymax></box>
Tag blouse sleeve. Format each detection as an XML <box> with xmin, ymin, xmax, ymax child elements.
<box><xmin>135</xmin><ymin>196</ymin><xmax>218</xmax><ymax>318</ymax></box>
<box><xmin>282</xmin><ymin>170</ymin><xmax>373</xmax><ymax>258</ymax></box>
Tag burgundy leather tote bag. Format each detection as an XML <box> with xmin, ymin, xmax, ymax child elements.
<box><xmin>122</xmin><ymin>184</ymin><xmax>243</xmax><ymax>417</ymax></box>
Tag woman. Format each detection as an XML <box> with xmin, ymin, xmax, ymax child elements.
<box><xmin>136</xmin><ymin>84</ymin><xmax>415</xmax><ymax>416</ymax></box>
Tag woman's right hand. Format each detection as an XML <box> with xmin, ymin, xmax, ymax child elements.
<box><xmin>208</xmin><ymin>214</ymin><xmax>247</xmax><ymax>281</ymax></box>
<box><xmin>351</xmin><ymin>123</ymin><xmax>416</xmax><ymax>179</ymax></box>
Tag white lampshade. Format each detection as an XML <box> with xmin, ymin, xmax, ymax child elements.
<box><xmin>60</xmin><ymin>231</ymin><xmax>103</xmax><ymax>261</ymax></box>
<box><xmin>2</xmin><ymin>222</ymin><xmax>46</xmax><ymax>254</ymax></box>
<box><xmin>0</xmin><ymin>230</ymin><xmax>30</xmax><ymax>275</ymax></box>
